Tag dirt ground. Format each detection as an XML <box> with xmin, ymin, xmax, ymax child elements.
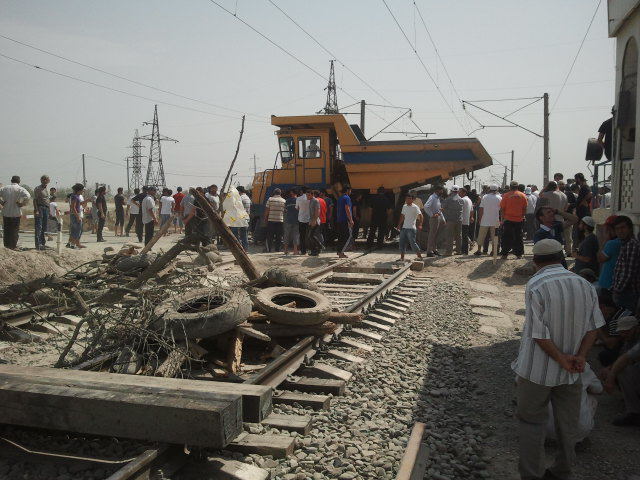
<box><xmin>1</xmin><ymin>231</ymin><xmax>638</xmax><ymax>479</ymax></box>
<box><xmin>422</xmin><ymin>248</ymin><xmax>640</xmax><ymax>480</ymax></box>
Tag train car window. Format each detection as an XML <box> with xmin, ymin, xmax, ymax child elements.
<box><xmin>299</xmin><ymin>137</ymin><xmax>321</xmax><ymax>158</ymax></box>
<box><xmin>279</xmin><ymin>137</ymin><xmax>294</xmax><ymax>162</ymax></box>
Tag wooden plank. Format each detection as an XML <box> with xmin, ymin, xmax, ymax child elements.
<box><xmin>396</xmin><ymin>422</ymin><xmax>428</xmax><ymax>480</ymax></box>
<box><xmin>300</xmin><ymin>363</ymin><xmax>352</xmax><ymax>382</ymax></box>
<box><xmin>0</xmin><ymin>364</ymin><xmax>272</xmax><ymax>423</ymax></box>
<box><xmin>360</xmin><ymin>320</ymin><xmax>392</xmax><ymax>332</ymax></box>
<box><xmin>325</xmin><ymin>349</ymin><xmax>365</xmax><ymax>363</ymax></box>
<box><xmin>273</xmin><ymin>392</ymin><xmax>330</xmax><ymax>410</ymax></box>
<box><xmin>367</xmin><ymin>313</ymin><xmax>396</xmax><ymax>326</ymax></box>
<box><xmin>281</xmin><ymin>377</ymin><xmax>345</xmax><ymax>396</ymax></box>
<box><xmin>261</xmin><ymin>413</ymin><xmax>312</xmax><ymax>434</ymax></box>
<box><xmin>0</xmin><ymin>379</ymin><xmax>241</xmax><ymax>448</ymax></box>
<box><xmin>227</xmin><ymin>331</ymin><xmax>244</xmax><ymax>375</ymax></box>
<box><xmin>373</xmin><ymin>308</ymin><xmax>403</xmax><ymax>319</ymax></box>
<box><xmin>338</xmin><ymin>337</ymin><xmax>374</xmax><ymax>352</ymax></box>
<box><xmin>228</xmin><ymin>433</ymin><xmax>294</xmax><ymax>459</ymax></box>
<box><xmin>349</xmin><ymin>328</ymin><xmax>383</xmax><ymax>341</ymax></box>
<box><xmin>379</xmin><ymin>301</ymin><xmax>408</xmax><ymax>312</ymax></box>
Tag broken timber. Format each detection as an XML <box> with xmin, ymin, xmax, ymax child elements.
<box><xmin>0</xmin><ymin>365</ymin><xmax>273</xmax><ymax>423</ymax></box>
<box><xmin>0</xmin><ymin>377</ymin><xmax>241</xmax><ymax>448</ymax></box>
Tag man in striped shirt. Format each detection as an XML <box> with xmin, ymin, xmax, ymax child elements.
<box><xmin>512</xmin><ymin>239</ymin><xmax>604</xmax><ymax>480</ymax></box>
<box><xmin>263</xmin><ymin>188</ymin><xmax>285</xmax><ymax>252</ymax></box>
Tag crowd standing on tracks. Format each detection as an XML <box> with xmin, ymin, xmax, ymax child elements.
<box><xmin>1</xmin><ymin>169</ymin><xmax>640</xmax><ymax>479</ymax></box>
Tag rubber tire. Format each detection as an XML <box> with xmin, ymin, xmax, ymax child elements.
<box><xmin>253</xmin><ymin>286</ymin><xmax>332</xmax><ymax>326</ymax></box>
<box><xmin>153</xmin><ymin>287</ymin><xmax>252</xmax><ymax>340</ymax></box>
<box><xmin>115</xmin><ymin>253</ymin><xmax>157</xmax><ymax>273</ymax></box>
<box><xmin>261</xmin><ymin>267</ymin><xmax>322</xmax><ymax>292</ymax></box>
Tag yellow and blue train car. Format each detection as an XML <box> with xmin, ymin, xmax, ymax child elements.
<box><xmin>252</xmin><ymin>113</ymin><xmax>492</xmax><ymax>206</ymax></box>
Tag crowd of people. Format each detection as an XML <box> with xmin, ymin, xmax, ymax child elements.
<box><xmin>0</xmin><ymin>175</ymin><xmax>255</xmax><ymax>251</ymax></box>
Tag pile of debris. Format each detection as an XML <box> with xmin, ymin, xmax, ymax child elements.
<box><xmin>0</xmin><ymin>190</ymin><xmax>362</xmax><ymax>380</ymax></box>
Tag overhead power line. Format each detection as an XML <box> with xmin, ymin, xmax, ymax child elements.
<box><xmin>552</xmin><ymin>0</ymin><xmax>602</xmax><ymax>110</ymax></box>
<box><xmin>265</xmin><ymin>0</ymin><xmax>395</xmax><ymax>107</ymax></box>
<box><xmin>0</xmin><ymin>51</ymin><xmax>269</xmax><ymax>122</ymax></box>
<box><xmin>0</xmin><ymin>33</ymin><xmax>264</xmax><ymax>119</ymax></box>
<box><xmin>381</xmin><ymin>0</ymin><xmax>469</xmax><ymax>135</ymax></box>
<box><xmin>207</xmin><ymin>0</ymin><xmax>398</xmax><ymax>126</ymax></box>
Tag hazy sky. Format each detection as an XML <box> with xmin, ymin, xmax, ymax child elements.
<box><xmin>0</xmin><ymin>0</ymin><xmax>614</xmax><ymax>191</ymax></box>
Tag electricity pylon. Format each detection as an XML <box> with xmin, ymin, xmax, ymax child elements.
<box><xmin>140</xmin><ymin>105</ymin><xmax>178</xmax><ymax>189</ymax></box>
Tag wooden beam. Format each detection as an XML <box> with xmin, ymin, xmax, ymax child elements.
<box><xmin>261</xmin><ymin>413</ymin><xmax>312</xmax><ymax>434</ymax></box>
<box><xmin>0</xmin><ymin>379</ymin><xmax>242</xmax><ymax>448</ymax></box>
<box><xmin>192</xmin><ymin>189</ymin><xmax>260</xmax><ymax>281</ymax></box>
<box><xmin>0</xmin><ymin>365</ymin><xmax>272</xmax><ymax>423</ymax></box>
<box><xmin>272</xmin><ymin>392</ymin><xmax>330</xmax><ymax>410</ymax></box>
<box><xmin>228</xmin><ymin>433</ymin><xmax>294</xmax><ymax>459</ymax></box>
<box><xmin>281</xmin><ymin>377</ymin><xmax>345</xmax><ymax>396</ymax></box>
<box><xmin>227</xmin><ymin>331</ymin><xmax>244</xmax><ymax>375</ymax></box>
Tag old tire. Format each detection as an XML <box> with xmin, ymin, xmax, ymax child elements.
<box><xmin>153</xmin><ymin>287</ymin><xmax>252</xmax><ymax>340</ymax></box>
<box><xmin>260</xmin><ymin>267</ymin><xmax>322</xmax><ymax>292</ymax></box>
<box><xmin>115</xmin><ymin>253</ymin><xmax>157</xmax><ymax>273</ymax></box>
<box><xmin>254</xmin><ymin>286</ymin><xmax>331</xmax><ymax>326</ymax></box>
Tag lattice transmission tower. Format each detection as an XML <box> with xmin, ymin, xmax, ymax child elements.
<box><xmin>128</xmin><ymin>129</ymin><xmax>145</xmax><ymax>190</ymax></box>
<box><xmin>318</xmin><ymin>60</ymin><xmax>339</xmax><ymax>114</ymax></box>
<box><xmin>140</xmin><ymin>105</ymin><xmax>178</xmax><ymax>190</ymax></box>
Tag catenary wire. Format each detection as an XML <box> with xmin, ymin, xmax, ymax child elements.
<box><xmin>207</xmin><ymin>0</ymin><xmax>395</xmax><ymax>125</ymax></box>
<box><xmin>551</xmin><ymin>0</ymin><xmax>602</xmax><ymax>110</ymax></box>
<box><xmin>381</xmin><ymin>0</ymin><xmax>469</xmax><ymax>135</ymax></box>
<box><xmin>0</xmin><ymin>51</ymin><xmax>270</xmax><ymax>123</ymax></box>
<box><xmin>0</xmin><ymin>33</ymin><xmax>265</xmax><ymax>119</ymax></box>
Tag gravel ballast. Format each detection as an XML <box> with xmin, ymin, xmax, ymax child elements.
<box><xmin>200</xmin><ymin>278</ymin><xmax>490</xmax><ymax>480</ymax></box>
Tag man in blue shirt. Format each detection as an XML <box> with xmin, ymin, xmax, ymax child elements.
<box><xmin>336</xmin><ymin>185</ymin><xmax>353</xmax><ymax>258</ymax></box>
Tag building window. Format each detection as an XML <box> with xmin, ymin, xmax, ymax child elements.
<box><xmin>299</xmin><ymin>137</ymin><xmax>321</xmax><ymax>158</ymax></box>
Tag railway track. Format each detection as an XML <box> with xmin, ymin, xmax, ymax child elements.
<box><xmin>0</xmin><ymin>253</ymin><xmax>430</xmax><ymax>480</ymax></box>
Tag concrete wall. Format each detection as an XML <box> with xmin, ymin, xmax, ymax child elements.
<box><xmin>610</xmin><ymin>3</ymin><xmax>640</xmax><ymax>229</ymax></box>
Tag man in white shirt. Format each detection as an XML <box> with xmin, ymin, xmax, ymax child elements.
<box><xmin>159</xmin><ymin>189</ymin><xmax>175</xmax><ymax>232</ymax></box>
<box><xmin>396</xmin><ymin>193</ymin><xmax>423</xmax><ymax>262</ymax></box>
<box><xmin>205</xmin><ymin>184</ymin><xmax>219</xmax><ymax>210</ymax></box>
<box><xmin>125</xmin><ymin>188</ymin><xmax>140</xmax><ymax>237</ymax></box>
<box><xmin>424</xmin><ymin>185</ymin><xmax>445</xmax><ymax>257</ymax></box>
<box><xmin>296</xmin><ymin>189</ymin><xmax>311</xmax><ymax>254</ymax></box>
<box><xmin>0</xmin><ymin>175</ymin><xmax>31</xmax><ymax>250</ymax></box>
<box><xmin>524</xmin><ymin>187</ymin><xmax>537</xmax><ymax>240</ymax></box>
<box><xmin>512</xmin><ymin>239</ymin><xmax>604</xmax><ymax>480</ymax></box>
<box><xmin>141</xmin><ymin>186</ymin><xmax>158</xmax><ymax>245</ymax></box>
<box><xmin>474</xmin><ymin>184</ymin><xmax>502</xmax><ymax>256</ymax></box>
<box><xmin>459</xmin><ymin>187</ymin><xmax>474</xmax><ymax>254</ymax></box>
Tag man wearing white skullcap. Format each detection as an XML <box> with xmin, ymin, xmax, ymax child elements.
<box><xmin>512</xmin><ymin>238</ymin><xmax>605</xmax><ymax>479</ymax></box>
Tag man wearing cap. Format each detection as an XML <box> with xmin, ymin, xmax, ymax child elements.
<box><xmin>603</xmin><ymin>315</ymin><xmax>640</xmax><ymax>426</ymax></box>
<box><xmin>500</xmin><ymin>180</ymin><xmax>528</xmax><ymax>259</ymax></box>
<box><xmin>512</xmin><ymin>239</ymin><xmax>604</xmax><ymax>480</ymax></box>
<box><xmin>441</xmin><ymin>185</ymin><xmax>464</xmax><ymax>256</ymax></box>
<box><xmin>474</xmin><ymin>184</ymin><xmax>502</xmax><ymax>256</ymax></box>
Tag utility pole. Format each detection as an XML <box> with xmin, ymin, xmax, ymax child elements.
<box><xmin>360</xmin><ymin>100</ymin><xmax>366</xmax><ymax>135</ymax></box>
<box><xmin>82</xmin><ymin>153</ymin><xmax>87</xmax><ymax>186</ymax></box>
<box><xmin>543</xmin><ymin>92</ymin><xmax>549</xmax><ymax>186</ymax></box>
<box><xmin>126</xmin><ymin>157</ymin><xmax>130</xmax><ymax>192</ymax></box>
<box><xmin>253</xmin><ymin>154</ymin><xmax>257</xmax><ymax>178</ymax></box>
<box><xmin>140</xmin><ymin>105</ymin><xmax>178</xmax><ymax>190</ymax></box>
<box><xmin>129</xmin><ymin>129</ymin><xmax>145</xmax><ymax>190</ymax></box>
<box><xmin>318</xmin><ymin>60</ymin><xmax>339</xmax><ymax>114</ymax></box>
<box><xmin>503</xmin><ymin>167</ymin><xmax>507</xmax><ymax>189</ymax></box>
<box><xmin>510</xmin><ymin>150</ymin><xmax>514</xmax><ymax>183</ymax></box>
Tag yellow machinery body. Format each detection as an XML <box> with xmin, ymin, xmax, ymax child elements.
<box><xmin>252</xmin><ymin>114</ymin><xmax>492</xmax><ymax>204</ymax></box>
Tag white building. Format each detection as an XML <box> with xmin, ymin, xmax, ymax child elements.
<box><xmin>608</xmin><ymin>0</ymin><xmax>640</xmax><ymax>227</ymax></box>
